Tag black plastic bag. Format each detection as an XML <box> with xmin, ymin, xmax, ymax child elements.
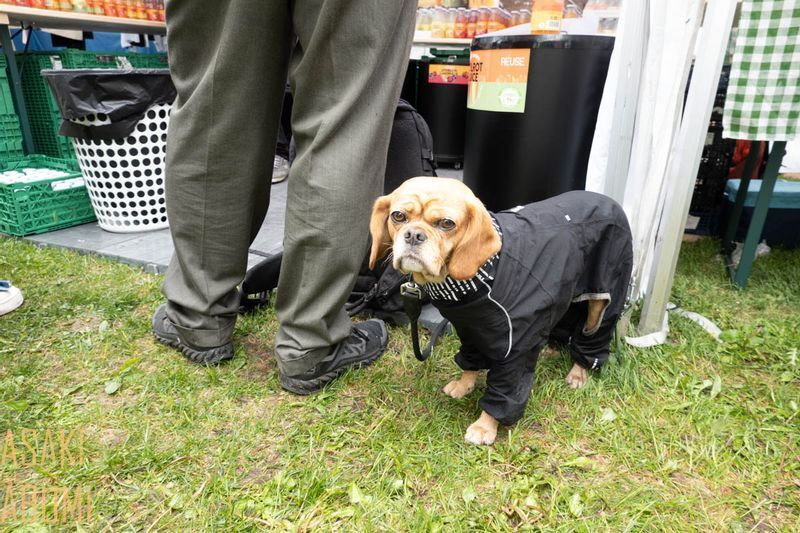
<box><xmin>42</xmin><ymin>68</ymin><xmax>176</xmax><ymax>141</ymax></box>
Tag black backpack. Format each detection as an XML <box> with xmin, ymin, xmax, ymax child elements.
<box><xmin>384</xmin><ymin>98</ymin><xmax>437</xmax><ymax>194</ymax></box>
<box><xmin>239</xmin><ymin>99</ymin><xmax>437</xmax><ymax>314</ymax></box>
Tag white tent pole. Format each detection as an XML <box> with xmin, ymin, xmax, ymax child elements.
<box><xmin>623</xmin><ymin>0</ymin><xmax>702</xmax><ymax>305</ymax></box>
<box><xmin>638</xmin><ymin>0</ymin><xmax>738</xmax><ymax>334</ymax></box>
<box><xmin>601</xmin><ymin>0</ymin><xmax>648</xmax><ymax>203</ymax></box>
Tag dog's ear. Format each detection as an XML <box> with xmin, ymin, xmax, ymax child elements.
<box><xmin>369</xmin><ymin>195</ymin><xmax>393</xmax><ymax>270</ymax></box>
<box><xmin>447</xmin><ymin>199</ymin><xmax>501</xmax><ymax>280</ymax></box>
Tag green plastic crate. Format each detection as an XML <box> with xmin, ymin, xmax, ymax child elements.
<box><xmin>15</xmin><ymin>50</ymin><xmax>130</xmax><ymax>160</ymax></box>
<box><xmin>1</xmin><ymin>54</ymin><xmax>24</xmax><ymax>161</ymax></box>
<box><xmin>0</xmin><ymin>155</ymin><xmax>96</xmax><ymax>236</ymax></box>
<box><xmin>0</xmin><ymin>78</ymin><xmax>15</xmax><ymax>115</ymax></box>
<box><xmin>55</xmin><ymin>49</ymin><xmax>131</xmax><ymax>69</ymax></box>
<box><xmin>1</xmin><ymin>54</ymin><xmax>18</xmax><ymax>115</ymax></box>
<box><xmin>128</xmin><ymin>53</ymin><xmax>168</xmax><ymax>69</ymax></box>
<box><xmin>0</xmin><ymin>114</ymin><xmax>24</xmax><ymax>161</ymax></box>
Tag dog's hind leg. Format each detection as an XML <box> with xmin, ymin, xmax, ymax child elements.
<box><xmin>566</xmin><ymin>363</ymin><xmax>588</xmax><ymax>389</ymax></box>
<box><xmin>584</xmin><ymin>298</ymin><xmax>608</xmax><ymax>334</ymax></box>
<box><xmin>465</xmin><ymin>411</ymin><xmax>499</xmax><ymax>445</ymax></box>
<box><xmin>566</xmin><ymin>298</ymin><xmax>609</xmax><ymax>389</ymax></box>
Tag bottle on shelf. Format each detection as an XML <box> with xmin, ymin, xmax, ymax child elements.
<box><xmin>144</xmin><ymin>0</ymin><xmax>158</xmax><ymax>20</ymax></box>
<box><xmin>100</xmin><ymin>1</ymin><xmax>113</xmax><ymax>16</ymax></box>
<box><xmin>531</xmin><ymin>0</ymin><xmax>564</xmax><ymax>34</ymax></box>
<box><xmin>124</xmin><ymin>0</ymin><xmax>135</xmax><ymax>19</ymax></box>
<box><xmin>475</xmin><ymin>7</ymin><xmax>489</xmax><ymax>35</ymax></box>
<box><xmin>454</xmin><ymin>7</ymin><xmax>467</xmax><ymax>39</ymax></box>
<box><xmin>564</xmin><ymin>1</ymin><xmax>581</xmax><ymax>19</ymax></box>
<box><xmin>114</xmin><ymin>0</ymin><xmax>128</xmax><ymax>18</ymax></box>
<box><xmin>487</xmin><ymin>7</ymin><xmax>504</xmax><ymax>33</ymax></box>
<box><xmin>444</xmin><ymin>8</ymin><xmax>456</xmax><ymax>39</ymax></box>
<box><xmin>466</xmin><ymin>8</ymin><xmax>477</xmax><ymax>38</ymax></box>
<box><xmin>430</xmin><ymin>7</ymin><xmax>445</xmax><ymax>38</ymax></box>
<box><xmin>85</xmin><ymin>0</ymin><xmax>100</xmax><ymax>15</ymax></box>
<box><xmin>70</xmin><ymin>0</ymin><xmax>89</xmax><ymax>12</ymax></box>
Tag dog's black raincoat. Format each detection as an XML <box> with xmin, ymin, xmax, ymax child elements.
<box><xmin>425</xmin><ymin>191</ymin><xmax>633</xmax><ymax>426</ymax></box>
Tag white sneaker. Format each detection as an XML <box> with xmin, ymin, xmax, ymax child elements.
<box><xmin>272</xmin><ymin>156</ymin><xmax>290</xmax><ymax>184</ymax></box>
<box><xmin>0</xmin><ymin>281</ymin><xmax>23</xmax><ymax>316</ymax></box>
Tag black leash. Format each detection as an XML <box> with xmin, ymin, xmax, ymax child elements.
<box><xmin>400</xmin><ymin>281</ymin><xmax>449</xmax><ymax>361</ymax></box>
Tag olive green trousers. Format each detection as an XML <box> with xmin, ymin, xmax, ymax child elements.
<box><xmin>162</xmin><ymin>0</ymin><xmax>417</xmax><ymax>375</ymax></box>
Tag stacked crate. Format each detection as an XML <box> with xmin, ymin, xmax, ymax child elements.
<box><xmin>0</xmin><ymin>54</ymin><xmax>25</xmax><ymax>162</ymax></box>
<box><xmin>0</xmin><ymin>155</ymin><xmax>96</xmax><ymax>236</ymax></box>
<box><xmin>128</xmin><ymin>52</ymin><xmax>168</xmax><ymax>69</ymax></box>
<box><xmin>2</xmin><ymin>56</ymin><xmax>97</xmax><ymax>236</ymax></box>
<box><xmin>686</xmin><ymin>65</ymin><xmax>737</xmax><ymax>235</ymax></box>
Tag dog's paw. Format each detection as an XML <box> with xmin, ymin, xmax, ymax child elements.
<box><xmin>565</xmin><ymin>363</ymin><xmax>588</xmax><ymax>389</ymax></box>
<box><xmin>443</xmin><ymin>379</ymin><xmax>475</xmax><ymax>399</ymax></box>
<box><xmin>464</xmin><ymin>421</ymin><xmax>497</xmax><ymax>446</ymax></box>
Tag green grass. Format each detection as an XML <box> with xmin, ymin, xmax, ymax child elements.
<box><xmin>1</xmin><ymin>237</ymin><xmax>798</xmax><ymax>531</ymax></box>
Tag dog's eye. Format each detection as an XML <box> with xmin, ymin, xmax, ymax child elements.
<box><xmin>390</xmin><ymin>211</ymin><xmax>407</xmax><ymax>224</ymax></box>
<box><xmin>438</xmin><ymin>218</ymin><xmax>456</xmax><ymax>231</ymax></box>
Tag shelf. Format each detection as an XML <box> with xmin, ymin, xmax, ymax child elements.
<box><xmin>413</xmin><ymin>35</ymin><xmax>472</xmax><ymax>46</ymax></box>
<box><xmin>0</xmin><ymin>5</ymin><xmax>165</xmax><ymax>35</ymax></box>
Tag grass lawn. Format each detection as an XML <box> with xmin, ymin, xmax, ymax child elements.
<box><xmin>1</xmin><ymin>236</ymin><xmax>798</xmax><ymax>531</ymax></box>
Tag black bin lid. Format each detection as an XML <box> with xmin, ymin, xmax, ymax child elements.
<box><xmin>471</xmin><ymin>33</ymin><xmax>614</xmax><ymax>52</ymax></box>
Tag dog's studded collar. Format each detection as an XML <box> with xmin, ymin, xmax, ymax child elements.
<box><xmin>423</xmin><ymin>218</ymin><xmax>502</xmax><ymax>304</ymax></box>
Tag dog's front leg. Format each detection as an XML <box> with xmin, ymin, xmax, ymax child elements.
<box><xmin>465</xmin><ymin>411</ymin><xmax>499</xmax><ymax>445</ymax></box>
<box><xmin>443</xmin><ymin>370</ymin><xmax>478</xmax><ymax>399</ymax></box>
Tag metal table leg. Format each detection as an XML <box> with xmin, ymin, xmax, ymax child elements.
<box><xmin>1</xmin><ymin>23</ymin><xmax>34</xmax><ymax>154</ymax></box>
<box><xmin>730</xmin><ymin>141</ymin><xmax>786</xmax><ymax>288</ymax></box>
<box><xmin>722</xmin><ymin>140</ymin><xmax>760</xmax><ymax>257</ymax></box>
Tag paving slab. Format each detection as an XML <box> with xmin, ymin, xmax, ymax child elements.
<box><xmin>26</xmin><ymin>222</ymin><xmax>149</xmax><ymax>251</ymax></box>
<box><xmin>22</xmin><ymin>181</ymin><xmax>288</xmax><ymax>272</ymax></box>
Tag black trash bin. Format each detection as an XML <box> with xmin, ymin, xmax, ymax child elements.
<box><xmin>418</xmin><ymin>48</ymin><xmax>470</xmax><ymax>169</ymax></box>
<box><xmin>401</xmin><ymin>59</ymin><xmax>419</xmax><ymax>108</ymax></box>
<box><xmin>463</xmin><ymin>34</ymin><xmax>614</xmax><ymax>211</ymax></box>
<box><xmin>42</xmin><ymin>69</ymin><xmax>176</xmax><ymax>232</ymax></box>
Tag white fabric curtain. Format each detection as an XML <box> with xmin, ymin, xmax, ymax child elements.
<box><xmin>588</xmin><ymin>0</ymin><xmax>705</xmax><ymax>296</ymax></box>
<box><xmin>587</xmin><ymin>0</ymin><xmax>736</xmax><ymax>340</ymax></box>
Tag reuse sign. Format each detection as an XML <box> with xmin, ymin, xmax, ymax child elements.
<box><xmin>467</xmin><ymin>48</ymin><xmax>531</xmax><ymax>113</ymax></box>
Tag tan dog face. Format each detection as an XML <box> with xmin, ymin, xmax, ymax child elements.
<box><xmin>369</xmin><ymin>177</ymin><xmax>501</xmax><ymax>283</ymax></box>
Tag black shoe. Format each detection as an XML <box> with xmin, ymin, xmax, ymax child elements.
<box><xmin>152</xmin><ymin>304</ymin><xmax>234</xmax><ymax>365</ymax></box>
<box><xmin>279</xmin><ymin>319</ymin><xmax>388</xmax><ymax>395</ymax></box>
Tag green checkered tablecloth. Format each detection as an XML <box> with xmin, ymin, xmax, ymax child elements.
<box><xmin>723</xmin><ymin>0</ymin><xmax>800</xmax><ymax>141</ymax></box>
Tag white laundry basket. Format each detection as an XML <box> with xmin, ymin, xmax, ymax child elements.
<box><xmin>71</xmin><ymin>103</ymin><xmax>171</xmax><ymax>232</ymax></box>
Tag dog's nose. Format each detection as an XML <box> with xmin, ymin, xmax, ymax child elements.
<box><xmin>404</xmin><ymin>228</ymin><xmax>427</xmax><ymax>246</ymax></box>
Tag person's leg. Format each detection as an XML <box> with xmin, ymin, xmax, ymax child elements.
<box><xmin>274</xmin><ymin>0</ymin><xmax>417</xmax><ymax>377</ymax></box>
<box><xmin>158</xmin><ymin>0</ymin><xmax>292</xmax><ymax>360</ymax></box>
<box><xmin>275</xmin><ymin>84</ymin><xmax>293</xmax><ymax>162</ymax></box>
<box><xmin>275</xmin><ymin>126</ymin><xmax>290</xmax><ymax>162</ymax></box>
<box><xmin>273</xmin><ymin>85</ymin><xmax>292</xmax><ymax>183</ymax></box>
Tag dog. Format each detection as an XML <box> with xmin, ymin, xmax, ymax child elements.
<box><xmin>369</xmin><ymin>177</ymin><xmax>633</xmax><ymax>445</ymax></box>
